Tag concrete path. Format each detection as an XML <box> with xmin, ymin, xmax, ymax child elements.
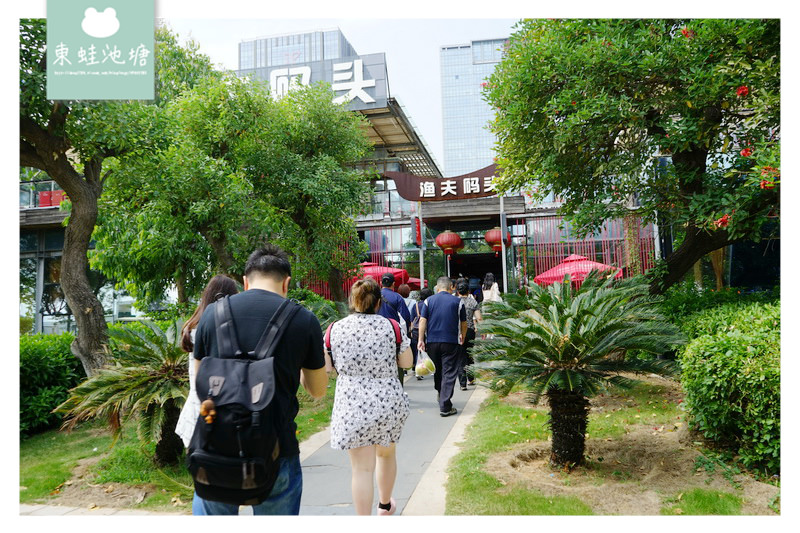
<box><xmin>20</xmin><ymin>376</ymin><xmax>489</xmax><ymax>517</ymax></box>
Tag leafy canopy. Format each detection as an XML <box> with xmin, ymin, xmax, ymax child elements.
<box><xmin>486</xmin><ymin>19</ymin><xmax>779</xmax><ymax>240</ymax></box>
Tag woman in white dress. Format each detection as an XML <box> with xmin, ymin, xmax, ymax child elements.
<box><xmin>326</xmin><ymin>278</ymin><xmax>413</xmax><ymax>515</ymax></box>
<box><xmin>174</xmin><ymin>275</ymin><xmax>238</xmax><ymax>448</ymax></box>
<box><xmin>481</xmin><ymin>272</ymin><xmax>502</xmax><ymax>303</ymax></box>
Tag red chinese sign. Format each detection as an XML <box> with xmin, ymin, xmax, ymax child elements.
<box><xmin>384</xmin><ymin>164</ymin><xmax>499</xmax><ymax>202</ymax></box>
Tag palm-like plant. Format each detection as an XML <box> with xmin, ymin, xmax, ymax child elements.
<box><xmin>472</xmin><ymin>271</ymin><xmax>685</xmax><ymax>468</ymax></box>
<box><xmin>55</xmin><ymin>320</ymin><xmax>188</xmax><ymax>466</ymax></box>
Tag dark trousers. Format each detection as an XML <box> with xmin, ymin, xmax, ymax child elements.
<box><xmin>410</xmin><ymin>330</ymin><xmax>419</xmax><ymax>367</ymax></box>
<box><xmin>427</xmin><ymin>342</ymin><xmax>461</xmax><ymax>412</ymax></box>
<box><xmin>458</xmin><ymin>328</ymin><xmax>476</xmax><ymax>387</ymax></box>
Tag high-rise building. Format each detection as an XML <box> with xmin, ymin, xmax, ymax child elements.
<box><xmin>238</xmin><ymin>28</ymin><xmax>357</xmax><ymax>70</ymax></box>
<box><xmin>440</xmin><ymin>38</ymin><xmax>507</xmax><ymax>177</ymax></box>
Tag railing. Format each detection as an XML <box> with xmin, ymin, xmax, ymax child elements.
<box><xmin>20</xmin><ymin>180</ymin><xmax>67</xmax><ymax>209</ymax></box>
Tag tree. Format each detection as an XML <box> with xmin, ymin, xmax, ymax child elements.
<box><xmin>485</xmin><ymin>19</ymin><xmax>780</xmax><ymax>293</ymax></box>
<box><xmin>472</xmin><ymin>272</ymin><xmax>684</xmax><ymax>467</ymax></box>
<box><xmin>55</xmin><ymin>321</ymin><xmax>188</xmax><ymax>466</ymax></box>
<box><xmin>19</xmin><ymin>20</ymin><xmax>216</xmax><ymax>374</ymax></box>
<box><xmin>97</xmin><ymin>75</ymin><xmax>372</xmax><ymax>303</ymax></box>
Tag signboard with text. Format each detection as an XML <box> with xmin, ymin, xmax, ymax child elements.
<box><xmin>46</xmin><ymin>0</ymin><xmax>154</xmax><ymax>100</ymax></box>
<box><xmin>385</xmin><ymin>164</ymin><xmax>500</xmax><ymax>202</ymax></box>
<box><xmin>238</xmin><ymin>53</ymin><xmax>388</xmax><ymax>111</ymax></box>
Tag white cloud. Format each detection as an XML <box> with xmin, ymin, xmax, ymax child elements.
<box><xmin>81</xmin><ymin>7</ymin><xmax>120</xmax><ymax>38</ymax></box>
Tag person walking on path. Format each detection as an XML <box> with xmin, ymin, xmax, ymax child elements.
<box><xmin>481</xmin><ymin>272</ymin><xmax>502</xmax><ymax>304</ymax></box>
<box><xmin>409</xmin><ymin>287</ymin><xmax>433</xmax><ymax>380</ymax></box>
<box><xmin>417</xmin><ymin>276</ymin><xmax>467</xmax><ymax>417</ymax></box>
<box><xmin>174</xmin><ymin>275</ymin><xmax>238</xmax><ymax>448</ymax></box>
<box><xmin>325</xmin><ymin>278</ymin><xmax>412</xmax><ymax>515</ymax></box>
<box><xmin>377</xmin><ymin>272</ymin><xmax>412</xmax><ymax>384</ymax></box>
<box><xmin>190</xmin><ymin>244</ymin><xmax>328</xmax><ymax>515</ymax></box>
<box><xmin>456</xmin><ymin>280</ymin><xmax>482</xmax><ymax>390</ymax></box>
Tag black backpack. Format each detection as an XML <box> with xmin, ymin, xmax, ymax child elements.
<box><xmin>187</xmin><ymin>295</ymin><xmax>301</xmax><ymax>505</ymax></box>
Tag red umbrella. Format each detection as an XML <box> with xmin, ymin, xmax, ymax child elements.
<box><xmin>533</xmin><ymin>254</ymin><xmax>622</xmax><ymax>286</ymax></box>
<box><xmin>406</xmin><ymin>277</ymin><xmax>428</xmax><ymax>290</ymax></box>
<box><xmin>354</xmin><ymin>262</ymin><xmax>410</xmax><ymax>287</ymax></box>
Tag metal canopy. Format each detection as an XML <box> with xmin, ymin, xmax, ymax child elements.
<box><xmin>358</xmin><ymin>98</ymin><xmax>443</xmax><ymax>178</ymax></box>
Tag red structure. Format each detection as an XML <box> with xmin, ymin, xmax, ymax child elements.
<box><xmin>533</xmin><ymin>254</ymin><xmax>622</xmax><ymax>287</ymax></box>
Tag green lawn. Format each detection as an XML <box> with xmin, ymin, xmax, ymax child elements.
<box><xmin>446</xmin><ymin>380</ymin><xmax>688</xmax><ymax>515</ymax></box>
<box><xmin>661</xmin><ymin>488</ymin><xmax>743</xmax><ymax>515</ymax></box>
<box><xmin>20</xmin><ymin>376</ymin><xmax>337</xmax><ymax>512</ymax></box>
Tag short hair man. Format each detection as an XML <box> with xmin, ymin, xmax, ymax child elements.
<box><xmin>417</xmin><ymin>276</ymin><xmax>467</xmax><ymax>417</ymax></box>
<box><xmin>191</xmin><ymin>244</ymin><xmax>328</xmax><ymax>515</ymax></box>
<box><xmin>377</xmin><ymin>272</ymin><xmax>412</xmax><ymax>333</ymax></box>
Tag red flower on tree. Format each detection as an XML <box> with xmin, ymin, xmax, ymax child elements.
<box><xmin>715</xmin><ymin>214</ymin><xmax>731</xmax><ymax>228</ymax></box>
<box><xmin>736</xmin><ymin>85</ymin><xmax>749</xmax><ymax>97</ymax></box>
<box><xmin>740</xmin><ymin>147</ymin><xmax>753</xmax><ymax>157</ymax></box>
<box><xmin>681</xmin><ymin>27</ymin><xmax>696</xmax><ymax>39</ymax></box>
<box><xmin>760</xmin><ymin>180</ymin><xmax>775</xmax><ymax>189</ymax></box>
<box><xmin>480</xmin><ymin>82</ymin><xmax>488</xmax><ymax>88</ymax></box>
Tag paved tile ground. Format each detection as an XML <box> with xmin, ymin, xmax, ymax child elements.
<box><xmin>19</xmin><ymin>375</ymin><xmax>489</xmax><ymax>517</ymax></box>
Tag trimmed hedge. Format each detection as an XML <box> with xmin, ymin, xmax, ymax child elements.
<box><xmin>680</xmin><ymin>302</ymin><xmax>780</xmax><ymax>475</ymax></box>
<box><xmin>19</xmin><ymin>333</ymin><xmax>84</xmax><ymax>436</ymax></box>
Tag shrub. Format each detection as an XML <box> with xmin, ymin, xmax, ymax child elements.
<box><xmin>680</xmin><ymin>320</ymin><xmax>780</xmax><ymax>475</ymax></box>
<box><xmin>19</xmin><ymin>333</ymin><xmax>85</xmax><ymax>436</ymax></box>
<box><xmin>680</xmin><ymin>301</ymin><xmax>780</xmax><ymax>340</ymax></box>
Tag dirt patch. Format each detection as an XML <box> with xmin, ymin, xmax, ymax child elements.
<box><xmin>48</xmin><ymin>455</ymin><xmax>190</xmax><ymax>514</ymax></box>
<box><xmin>486</xmin><ymin>376</ymin><xmax>779</xmax><ymax>515</ymax></box>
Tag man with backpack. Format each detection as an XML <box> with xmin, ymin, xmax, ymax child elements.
<box><xmin>189</xmin><ymin>244</ymin><xmax>328</xmax><ymax>515</ymax></box>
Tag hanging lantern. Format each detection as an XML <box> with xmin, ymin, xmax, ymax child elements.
<box><xmin>484</xmin><ymin>227</ymin><xmax>511</xmax><ymax>257</ymax></box>
<box><xmin>435</xmin><ymin>230</ymin><xmax>463</xmax><ymax>261</ymax></box>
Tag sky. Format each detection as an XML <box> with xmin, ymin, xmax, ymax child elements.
<box><xmin>162</xmin><ymin>18</ymin><xmax>518</xmax><ymax>172</ymax></box>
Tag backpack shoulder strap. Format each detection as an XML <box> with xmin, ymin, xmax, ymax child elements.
<box><xmin>251</xmin><ymin>299</ymin><xmax>303</xmax><ymax>360</ymax></box>
<box><xmin>324</xmin><ymin>321</ymin><xmax>336</xmax><ymax>352</ymax></box>
<box><xmin>387</xmin><ymin>318</ymin><xmax>402</xmax><ymax>355</ymax></box>
<box><xmin>214</xmin><ymin>296</ymin><xmax>242</xmax><ymax>359</ymax></box>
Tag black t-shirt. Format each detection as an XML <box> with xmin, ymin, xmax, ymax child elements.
<box><xmin>193</xmin><ymin>289</ymin><xmax>325</xmax><ymax>458</ymax></box>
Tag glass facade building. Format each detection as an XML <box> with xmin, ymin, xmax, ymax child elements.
<box><xmin>239</xmin><ymin>29</ymin><xmax>357</xmax><ymax>69</ymax></box>
<box><xmin>440</xmin><ymin>38</ymin><xmax>507</xmax><ymax>177</ymax></box>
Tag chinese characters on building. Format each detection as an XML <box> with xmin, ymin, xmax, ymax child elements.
<box><xmin>418</xmin><ymin>176</ymin><xmax>497</xmax><ymax>199</ymax></box>
<box><xmin>267</xmin><ymin>58</ymin><xmax>377</xmax><ymax>105</ymax></box>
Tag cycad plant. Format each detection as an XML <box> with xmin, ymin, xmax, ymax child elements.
<box><xmin>472</xmin><ymin>271</ymin><xmax>685</xmax><ymax>468</ymax></box>
<box><xmin>55</xmin><ymin>320</ymin><xmax>188</xmax><ymax>466</ymax></box>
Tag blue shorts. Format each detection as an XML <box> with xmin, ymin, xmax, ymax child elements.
<box><xmin>192</xmin><ymin>454</ymin><xmax>302</xmax><ymax>515</ymax></box>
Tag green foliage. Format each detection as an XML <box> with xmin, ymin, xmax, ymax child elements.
<box><xmin>19</xmin><ymin>333</ymin><xmax>84</xmax><ymax>435</ymax></box>
<box><xmin>486</xmin><ymin>19</ymin><xmax>779</xmax><ymax>239</ymax></box>
<box><xmin>473</xmin><ymin>271</ymin><xmax>685</xmax><ymax>402</ymax></box>
<box><xmin>680</xmin><ymin>309</ymin><xmax>780</xmax><ymax>475</ymax></box>
<box><xmin>658</xmin><ymin>280</ymin><xmax>778</xmax><ymax>332</ymax></box>
<box><xmin>55</xmin><ymin>321</ymin><xmax>188</xmax><ymax>455</ymax></box>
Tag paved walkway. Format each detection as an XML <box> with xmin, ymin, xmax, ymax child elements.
<box><xmin>20</xmin><ymin>375</ymin><xmax>489</xmax><ymax>516</ymax></box>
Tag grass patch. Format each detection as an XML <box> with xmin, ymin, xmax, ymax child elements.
<box><xmin>20</xmin><ymin>376</ymin><xmax>337</xmax><ymax>512</ymax></box>
<box><xmin>587</xmin><ymin>382</ymin><xmax>683</xmax><ymax>439</ymax></box>
<box><xmin>19</xmin><ymin>420</ymin><xmax>113</xmax><ymax>503</ymax></box>
<box><xmin>661</xmin><ymin>488</ymin><xmax>742</xmax><ymax>515</ymax></box>
<box><xmin>446</xmin><ymin>395</ymin><xmax>592</xmax><ymax>515</ymax></box>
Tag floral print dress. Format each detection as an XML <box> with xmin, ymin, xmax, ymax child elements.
<box><xmin>328</xmin><ymin>313</ymin><xmax>411</xmax><ymax>450</ymax></box>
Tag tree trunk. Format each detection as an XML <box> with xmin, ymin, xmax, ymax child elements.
<box><xmin>200</xmin><ymin>228</ymin><xmax>243</xmax><ymax>284</ymax></box>
<box><xmin>650</xmin><ymin>223</ymin><xmax>744</xmax><ymax>295</ymax></box>
<box><xmin>328</xmin><ymin>267</ymin><xmax>345</xmax><ymax>303</ymax></box>
<box><xmin>154</xmin><ymin>400</ymin><xmax>184</xmax><ymax>466</ymax></box>
<box><xmin>547</xmin><ymin>389</ymin><xmax>590</xmax><ymax>467</ymax></box>
<box><xmin>63</xmin><ymin>190</ymin><xmax>109</xmax><ymax>376</ymax></box>
<box><xmin>21</xmin><ymin>114</ymin><xmax>110</xmax><ymax>376</ymax></box>
<box><xmin>710</xmin><ymin>248</ymin><xmax>725</xmax><ymax>290</ymax></box>
<box><xmin>693</xmin><ymin>260</ymin><xmax>703</xmax><ymax>290</ymax></box>
<box><xmin>175</xmin><ymin>272</ymin><xmax>188</xmax><ymax>305</ymax></box>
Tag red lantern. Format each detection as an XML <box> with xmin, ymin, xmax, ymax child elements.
<box><xmin>484</xmin><ymin>227</ymin><xmax>510</xmax><ymax>257</ymax></box>
<box><xmin>435</xmin><ymin>230</ymin><xmax>463</xmax><ymax>260</ymax></box>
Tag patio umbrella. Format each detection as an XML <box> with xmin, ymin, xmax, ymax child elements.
<box><xmin>354</xmin><ymin>262</ymin><xmax>410</xmax><ymax>287</ymax></box>
<box><xmin>406</xmin><ymin>277</ymin><xmax>428</xmax><ymax>290</ymax></box>
<box><xmin>533</xmin><ymin>254</ymin><xmax>622</xmax><ymax>286</ymax></box>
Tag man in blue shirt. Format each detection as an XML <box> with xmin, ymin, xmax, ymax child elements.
<box><xmin>377</xmin><ymin>272</ymin><xmax>412</xmax><ymax>333</ymax></box>
<box><xmin>417</xmin><ymin>276</ymin><xmax>467</xmax><ymax>417</ymax></box>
